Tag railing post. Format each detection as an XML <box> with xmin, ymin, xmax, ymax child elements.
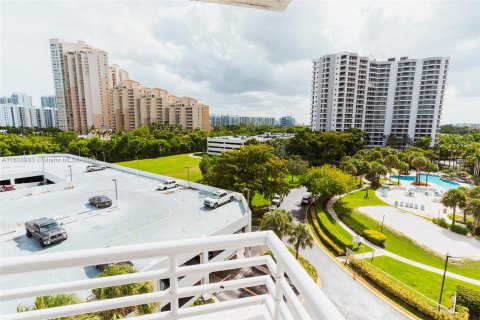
<box><xmin>200</xmin><ymin>251</ymin><xmax>209</xmax><ymax>285</ymax></box>
<box><xmin>274</xmin><ymin>263</ymin><xmax>285</xmax><ymax>320</ymax></box>
<box><xmin>169</xmin><ymin>254</ymin><xmax>178</xmax><ymax>316</ymax></box>
<box><xmin>245</xmin><ymin>222</ymin><xmax>252</xmax><ymax>258</ymax></box>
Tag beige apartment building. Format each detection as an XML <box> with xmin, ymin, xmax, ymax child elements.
<box><xmin>110</xmin><ymin>82</ymin><xmax>211</xmax><ymax>131</ymax></box>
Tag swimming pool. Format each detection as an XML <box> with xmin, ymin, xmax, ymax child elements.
<box><xmin>392</xmin><ymin>173</ymin><xmax>460</xmax><ymax>190</ymax></box>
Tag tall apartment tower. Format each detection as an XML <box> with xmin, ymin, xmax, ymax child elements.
<box><xmin>310</xmin><ymin>52</ymin><xmax>449</xmax><ymax>147</ymax></box>
<box><xmin>50</xmin><ymin>39</ymin><xmax>111</xmax><ymax>131</ymax></box>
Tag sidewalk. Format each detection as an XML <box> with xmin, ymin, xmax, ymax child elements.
<box><xmin>326</xmin><ymin>196</ymin><xmax>480</xmax><ymax>287</ymax></box>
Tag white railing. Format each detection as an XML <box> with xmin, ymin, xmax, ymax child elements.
<box><xmin>0</xmin><ymin>231</ymin><xmax>343</xmax><ymax>320</ymax></box>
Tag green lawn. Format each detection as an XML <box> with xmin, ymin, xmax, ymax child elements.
<box><xmin>314</xmin><ymin>204</ymin><xmax>372</xmax><ymax>253</ymax></box>
<box><xmin>334</xmin><ymin>189</ymin><xmax>480</xmax><ymax>280</ymax></box>
<box><xmin>116</xmin><ymin>154</ymin><xmax>203</xmax><ymax>182</ymax></box>
<box><xmin>367</xmin><ymin>256</ymin><xmax>480</xmax><ymax>307</ymax></box>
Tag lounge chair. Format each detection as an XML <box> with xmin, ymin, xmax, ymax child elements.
<box><xmin>394</xmin><ymin>201</ymin><xmax>398</xmax><ymax>206</ymax></box>
<box><xmin>421</xmin><ymin>205</ymin><xmax>425</xmax><ymax>210</ymax></box>
<box><xmin>414</xmin><ymin>204</ymin><xmax>418</xmax><ymax>209</ymax></box>
<box><xmin>400</xmin><ymin>202</ymin><xmax>404</xmax><ymax>207</ymax></box>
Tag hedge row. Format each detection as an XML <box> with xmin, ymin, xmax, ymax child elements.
<box><xmin>457</xmin><ymin>285</ymin><xmax>480</xmax><ymax>319</ymax></box>
<box><xmin>349</xmin><ymin>257</ymin><xmax>469</xmax><ymax>320</ymax></box>
<box><xmin>309</xmin><ymin>209</ymin><xmax>345</xmax><ymax>256</ymax></box>
<box><xmin>315</xmin><ymin>206</ymin><xmax>353</xmax><ymax>250</ymax></box>
<box><xmin>261</xmin><ymin>247</ymin><xmax>318</xmax><ymax>281</ymax></box>
<box><xmin>433</xmin><ymin>218</ymin><xmax>450</xmax><ymax>229</ymax></box>
<box><xmin>363</xmin><ymin>229</ymin><xmax>387</xmax><ymax>247</ymax></box>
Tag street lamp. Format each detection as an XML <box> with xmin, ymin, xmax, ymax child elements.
<box><xmin>136</xmin><ymin>156</ymin><xmax>140</xmax><ymax>172</ymax></box>
<box><xmin>185</xmin><ymin>167</ymin><xmax>190</xmax><ymax>187</ymax></box>
<box><xmin>112</xmin><ymin>179</ymin><xmax>118</xmax><ymax>207</ymax></box>
<box><xmin>68</xmin><ymin>165</ymin><xmax>72</xmax><ymax>182</ymax></box>
<box><xmin>102</xmin><ymin>151</ymin><xmax>106</xmax><ymax>163</ymax></box>
<box><xmin>438</xmin><ymin>253</ymin><xmax>457</xmax><ymax>310</ymax></box>
<box><xmin>380</xmin><ymin>214</ymin><xmax>386</xmax><ymax>233</ymax></box>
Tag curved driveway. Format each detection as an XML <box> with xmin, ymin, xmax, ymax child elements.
<box><xmin>279</xmin><ymin>187</ymin><xmax>409</xmax><ymax>320</ymax></box>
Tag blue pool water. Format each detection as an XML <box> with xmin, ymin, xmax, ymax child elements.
<box><xmin>392</xmin><ymin>174</ymin><xmax>460</xmax><ymax>190</ymax></box>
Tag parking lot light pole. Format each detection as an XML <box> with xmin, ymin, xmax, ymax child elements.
<box><xmin>380</xmin><ymin>214</ymin><xmax>386</xmax><ymax>233</ymax></box>
<box><xmin>438</xmin><ymin>253</ymin><xmax>455</xmax><ymax>310</ymax></box>
<box><xmin>112</xmin><ymin>179</ymin><xmax>118</xmax><ymax>207</ymax></box>
<box><xmin>102</xmin><ymin>152</ymin><xmax>106</xmax><ymax>163</ymax></box>
<box><xmin>185</xmin><ymin>167</ymin><xmax>190</xmax><ymax>188</ymax></box>
<box><xmin>136</xmin><ymin>156</ymin><xmax>140</xmax><ymax>172</ymax></box>
<box><xmin>68</xmin><ymin>165</ymin><xmax>72</xmax><ymax>182</ymax></box>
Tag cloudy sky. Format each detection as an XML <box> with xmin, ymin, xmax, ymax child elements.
<box><xmin>1</xmin><ymin>0</ymin><xmax>479</xmax><ymax>124</ymax></box>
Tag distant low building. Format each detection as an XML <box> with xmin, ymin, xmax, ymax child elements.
<box><xmin>207</xmin><ymin>132</ymin><xmax>294</xmax><ymax>155</ymax></box>
<box><xmin>279</xmin><ymin>116</ymin><xmax>295</xmax><ymax>126</ymax></box>
<box><xmin>210</xmin><ymin>114</ymin><xmax>277</xmax><ymax>127</ymax></box>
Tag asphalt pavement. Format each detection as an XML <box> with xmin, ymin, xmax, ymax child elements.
<box><xmin>280</xmin><ymin>187</ymin><xmax>409</xmax><ymax>320</ymax></box>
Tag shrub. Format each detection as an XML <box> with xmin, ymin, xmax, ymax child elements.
<box><xmin>450</xmin><ymin>224</ymin><xmax>469</xmax><ymax>235</ymax></box>
<box><xmin>457</xmin><ymin>286</ymin><xmax>480</xmax><ymax>319</ymax></box>
<box><xmin>193</xmin><ymin>296</ymin><xmax>215</xmax><ymax>306</ymax></box>
<box><xmin>349</xmin><ymin>257</ymin><xmax>469</xmax><ymax>320</ymax></box>
<box><xmin>309</xmin><ymin>210</ymin><xmax>345</xmax><ymax>256</ymax></box>
<box><xmin>433</xmin><ymin>218</ymin><xmax>450</xmax><ymax>229</ymax></box>
<box><xmin>363</xmin><ymin>229</ymin><xmax>387</xmax><ymax>247</ymax></box>
<box><xmin>261</xmin><ymin>247</ymin><xmax>318</xmax><ymax>281</ymax></box>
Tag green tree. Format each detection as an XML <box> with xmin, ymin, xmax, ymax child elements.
<box><xmin>441</xmin><ymin>188</ymin><xmax>467</xmax><ymax>227</ymax></box>
<box><xmin>414</xmin><ymin>136</ymin><xmax>432</xmax><ymax>149</ymax></box>
<box><xmin>462</xmin><ymin>186</ymin><xmax>480</xmax><ymax>224</ymax></box>
<box><xmin>383</xmin><ymin>154</ymin><xmax>399</xmax><ymax>181</ymax></box>
<box><xmin>288</xmin><ymin>223</ymin><xmax>314</xmax><ymax>260</ymax></box>
<box><xmin>92</xmin><ymin>264</ymin><xmax>158</xmax><ymax>319</ymax></box>
<box><xmin>396</xmin><ymin>161</ymin><xmax>410</xmax><ymax>186</ymax></box>
<box><xmin>201</xmin><ymin>144</ymin><xmax>290</xmax><ymax>207</ymax></box>
<box><xmin>424</xmin><ymin>162</ymin><xmax>438</xmax><ymax>187</ymax></box>
<box><xmin>366</xmin><ymin>161</ymin><xmax>387</xmax><ymax>187</ymax></box>
<box><xmin>286</xmin><ymin>155</ymin><xmax>308</xmax><ymax>182</ymax></box>
<box><xmin>260</xmin><ymin>209</ymin><xmax>294</xmax><ymax>239</ymax></box>
<box><xmin>411</xmin><ymin>156</ymin><xmax>428</xmax><ymax>185</ymax></box>
<box><xmin>300</xmin><ymin>165</ymin><xmax>357</xmax><ymax>200</ymax></box>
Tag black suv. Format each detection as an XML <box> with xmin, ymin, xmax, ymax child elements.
<box><xmin>89</xmin><ymin>195</ymin><xmax>112</xmax><ymax>208</ymax></box>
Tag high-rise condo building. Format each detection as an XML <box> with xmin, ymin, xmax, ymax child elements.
<box><xmin>50</xmin><ymin>39</ymin><xmax>110</xmax><ymax>131</ymax></box>
<box><xmin>40</xmin><ymin>95</ymin><xmax>56</xmax><ymax>108</ymax></box>
<box><xmin>279</xmin><ymin>116</ymin><xmax>295</xmax><ymax>126</ymax></box>
<box><xmin>310</xmin><ymin>52</ymin><xmax>449</xmax><ymax>147</ymax></box>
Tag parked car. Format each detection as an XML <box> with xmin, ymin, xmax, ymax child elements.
<box><xmin>25</xmin><ymin>217</ymin><xmax>67</xmax><ymax>247</ymax></box>
<box><xmin>86</xmin><ymin>164</ymin><xmax>106</xmax><ymax>172</ymax></box>
<box><xmin>157</xmin><ymin>180</ymin><xmax>178</xmax><ymax>190</ymax></box>
<box><xmin>267</xmin><ymin>204</ymin><xmax>278</xmax><ymax>211</ymax></box>
<box><xmin>89</xmin><ymin>195</ymin><xmax>113</xmax><ymax>208</ymax></box>
<box><xmin>270</xmin><ymin>194</ymin><xmax>284</xmax><ymax>207</ymax></box>
<box><xmin>204</xmin><ymin>190</ymin><xmax>234</xmax><ymax>209</ymax></box>
<box><xmin>0</xmin><ymin>185</ymin><xmax>15</xmax><ymax>192</ymax></box>
<box><xmin>96</xmin><ymin>261</ymin><xmax>134</xmax><ymax>271</ymax></box>
<box><xmin>301</xmin><ymin>194</ymin><xmax>313</xmax><ymax>205</ymax></box>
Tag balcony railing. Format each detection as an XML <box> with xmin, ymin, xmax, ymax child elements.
<box><xmin>0</xmin><ymin>231</ymin><xmax>343</xmax><ymax>320</ymax></box>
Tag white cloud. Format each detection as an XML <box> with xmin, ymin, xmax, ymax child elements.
<box><xmin>0</xmin><ymin>0</ymin><xmax>479</xmax><ymax>124</ymax></box>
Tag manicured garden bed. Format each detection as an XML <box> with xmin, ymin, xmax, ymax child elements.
<box><xmin>334</xmin><ymin>189</ymin><xmax>480</xmax><ymax>280</ymax></box>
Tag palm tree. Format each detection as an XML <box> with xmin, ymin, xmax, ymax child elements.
<box><xmin>462</xmin><ymin>187</ymin><xmax>480</xmax><ymax>223</ymax></box>
<box><xmin>288</xmin><ymin>224</ymin><xmax>314</xmax><ymax>259</ymax></box>
<box><xmin>441</xmin><ymin>189</ymin><xmax>467</xmax><ymax>227</ymax></box>
<box><xmin>17</xmin><ymin>294</ymin><xmax>98</xmax><ymax>319</ymax></box>
<box><xmin>396</xmin><ymin>161</ymin><xmax>409</xmax><ymax>187</ymax></box>
<box><xmin>383</xmin><ymin>154</ymin><xmax>399</xmax><ymax>181</ymax></box>
<box><xmin>424</xmin><ymin>162</ymin><xmax>438</xmax><ymax>187</ymax></box>
<box><xmin>411</xmin><ymin>156</ymin><xmax>428</xmax><ymax>185</ymax></box>
<box><xmin>260</xmin><ymin>209</ymin><xmax>294</xmax><ymax>239</ymax></box>
<box><xmin>465</xmin><ymin>198</ymin><xmax>480</xmax><ymax>236</ymax></box>
<box><xmin>92</xmin><ymin>264</ymin><xmax>158</xmax><ymax>319</ymax></box>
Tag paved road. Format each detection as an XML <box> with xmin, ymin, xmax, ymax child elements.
<box><xmin>280</xmin><ymin>187</ymin><xmax>408</xmax><ymax>320</ymax></box>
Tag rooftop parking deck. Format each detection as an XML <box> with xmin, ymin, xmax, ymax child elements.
<box><xmin>0</xmin><ymin>154</ymin><xmax>249</xmax><ymax>313</ymax></box>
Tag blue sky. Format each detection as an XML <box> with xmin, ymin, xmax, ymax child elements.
<box><xmin>1</xmin><ymin>0</ymin><xmax>479</xmax><ymax>124</ymax></box>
